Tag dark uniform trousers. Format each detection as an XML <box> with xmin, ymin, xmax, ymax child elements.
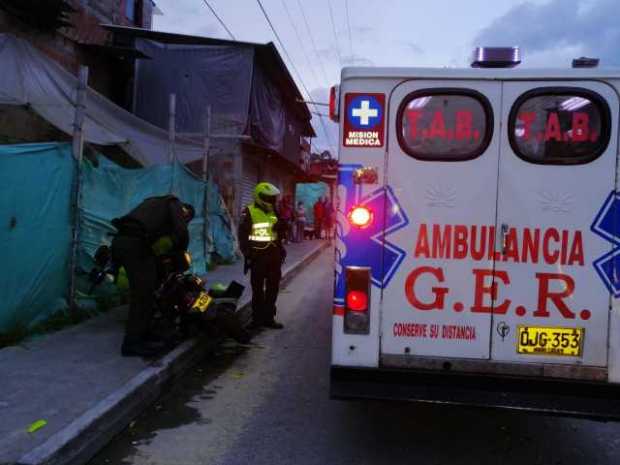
<box><xmin>111</xmin><ymin>235</ymin><xmax>158</xmax><ymax>345</ymax></box>
<box><xmin>250</xmin><ymin>245</ymin><xmax>282</xmax><ymax>324</ymax></box>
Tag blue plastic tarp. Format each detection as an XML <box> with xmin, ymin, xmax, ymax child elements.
<box><xmin>78</xmin><ymin>157</ymin><xmax>239</xmax><ymax>279</ymax></box>
<box><xmin>0</xmin><ymin>143</ymin><xmax>239</xmax><ymax>332</ymax></box>
<box><xmin>295</xmin><ymin>182</ymin><xmax>328</xmax><ymax>225</ymax></box>
<box><xmin>78</xmin><ymin>158</ymin><xmax>208</xmax><ymax>278</ymax></box>
<box><xmin>0</xmin><ymin>143</ymin><xmax>73</xmax><ymax>330</ymax></box>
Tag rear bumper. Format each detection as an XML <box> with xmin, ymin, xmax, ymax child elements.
<box><xmin>330</xmin><ymin>365</ymin><xmax>620</xmax><ymax>420</ymax></box>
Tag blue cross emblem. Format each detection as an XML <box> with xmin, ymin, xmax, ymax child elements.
<box><xmin>348</xmin><ymin>96</ymin><xmax>383</xmax><ymax>130</ymax></box>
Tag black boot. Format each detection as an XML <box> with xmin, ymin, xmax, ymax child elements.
<box><xmin>248</xmin><ymin>320</ymin><xmax>263</xmax><ymax>330</ymax></box>
<box><xmin>234</xmin><ymin>329</ymin><xmax>253</xmax><ymax>344</ymax></box>
<box><xmin>263</xmin><ymin>319</ymin><xmax>284</xmax><ymax>329</ymax></box>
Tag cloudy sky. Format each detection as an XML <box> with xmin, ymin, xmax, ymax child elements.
<box><xmin>152</xmin><ymin>0</ymin><xmax>618</xmax><ymax>154</ymax></box>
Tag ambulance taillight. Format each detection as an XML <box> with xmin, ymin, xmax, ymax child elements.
<box><xmin>329</xmin><ymin>85</ymin><xmax>340</xmax><ymax>122</ymax></box>
<box><xmin>344</xmin><ymin>267</ymin><xmax>371</xmax><ymax>334</ymax></box>
<box><xmin>348</xmin><ymin>206</ymin><xmax>373</xmax><ymax>228</ymax></box>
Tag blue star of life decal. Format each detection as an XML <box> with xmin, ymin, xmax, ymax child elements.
<box><xmin>334</xmin><ymin>164</ymin><xmax>409</xmax><ymax>305</ymax></box>
<box><xmin>591</xmin><ymin>191</ymin><xmax>620</xmax><ymax>296</ymax></box>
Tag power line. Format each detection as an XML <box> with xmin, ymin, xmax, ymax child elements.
<box><xmin>344</xmin><ymin>0</ymin><xmax>354</xmax><ymax>59</ymax></box>
<box><xmin>297</xmin><ymin>99</ymin><xmax>329</xmax><ymax>107</ymax></box>
<box><xmin>256</xmin><ymin>0</ymin><xmax>299</xmax><ymax>73</ymax></box>
<box><xmin>281</xmin><ymin>0</ymin><xmax>322</xmax><ymax>90</ymax></box>
<box><xmin>255</xmin><ymin>0</ymin><xmax>336</xmax><ymax>152</ymax></box>
<box><xmin>295</xmin><ymin>0</ymin><xmax>330</xmax><ymax>85</ymax></box>
<box><xmin>310</xmin><ymin>110</ymin><xmax>331</xmax><ymax>118</ymax></box>
<box><xmin>200</xmin><ymin>0</ymin><xmax>235</xmax><ymax>40</ymax></box>
<box><xmin>327</xmin><ymin>0</ymin><xmax>343</xmax><ymax>67</ymax></box>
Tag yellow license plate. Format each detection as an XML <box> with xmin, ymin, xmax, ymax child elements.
<box><xmin>191</xmin><ymin>292</ymin><xmax>213</xmax><ymax>313</ymax></box>
<box><xmin>517</xmin><ymin>326</ymin><xmax>584</xmax><ymax>357</ymax></box>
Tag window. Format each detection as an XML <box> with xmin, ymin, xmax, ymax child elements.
<box><xmin>125</xmin><ymin>0</ymin><xmax>136</xmax><ymax>22</ymax></box>
<box><xmin>508</xmin><ymin>88</ymin><xmax>611</xmax><ymax>165</ymax></box>
<box><xmin>124</xmin><ymin>0</ymin><xmax>144</xmax><ymax>26</ymax></box>
<box><xmin>397</xmin><ymin>89</ymin><xmax>493</xmax><ymax>161</ymax></box>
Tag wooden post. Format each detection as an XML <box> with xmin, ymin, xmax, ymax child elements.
<box><xmin>168</xmin><ymin>94</ymin><xmax>176</xmax><ymax>163</ymax></box>
<box><xmin>202</xmin><ymin>106</ymin><xmax>211</xmax><ymax>272</ymax></box>
<box><xmin>68</xmin><ymin>66</ymin><xmax>89</xmax><ymax>313</ymax></box>
<box><xmin>233</xmin><ymin>145</ymin><xmax>243</xmax><ymax>224</ymax></box>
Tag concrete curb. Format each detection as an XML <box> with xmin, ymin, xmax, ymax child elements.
<box><xmin>16</xmin><ymin>241</ymin><xmax>330</xmax><ymax>465</ymax></box>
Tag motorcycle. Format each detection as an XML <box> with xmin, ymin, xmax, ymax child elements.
<box><xmin>88</xmin><ymin>245</ymin><xmax>251</xmax><ymax>344</ymax></box>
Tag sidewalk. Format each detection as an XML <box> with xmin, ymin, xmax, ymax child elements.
<box><xmin>0</xmin><ymin>239</ymin><xmax>330</xmax><ymax>465</ymax></box>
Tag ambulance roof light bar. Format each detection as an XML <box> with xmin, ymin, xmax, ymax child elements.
<box><xmin>471</xmin><ymin>47</ymin><xmax>521</xmax><ymax>68</ymax></box>
<box><xmin>572</xmin><ymin>57</ymin><xmax>599</xmax><ymax>68</ymax></box>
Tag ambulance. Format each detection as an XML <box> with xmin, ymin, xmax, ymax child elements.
<box><xmin>328</xmin><ymin>47</ymin><xmax>620</xmax><ymax>418</ymax></box>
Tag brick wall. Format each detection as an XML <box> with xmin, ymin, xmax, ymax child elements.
<box><xmin>0</xmin><ymin>0</ymin><xmax>153</xmax><ymax>100</ymax></box>
<box><xmin>79</xmin><ymin>0</ymin><xmax>153</xmax><ymax>29</ymax></box>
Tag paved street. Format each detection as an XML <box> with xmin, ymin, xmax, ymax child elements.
<box><xmin>89</xmin><ymin>249</ymin><xmax>620</xmax><ymax>465</ymax></box>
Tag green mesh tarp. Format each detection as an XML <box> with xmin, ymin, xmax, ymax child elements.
<box><xmin>0</xmin><ymin>143</ymin><xmax>73</xmax><ymax>330</ymax></box>
<box><xmin>295</xmin><ymin>182</ymin><xmax>328</xmax><ymax>225</ymax></box>
<box><xmin>0</xmin><ymin>142</ymin><xmax>238</xmax><ymax>332</ymax></box>
<box><xmin>77</xmin><ymin>157</ymin><xmax>239</xmax><ymax>297</ymax></box>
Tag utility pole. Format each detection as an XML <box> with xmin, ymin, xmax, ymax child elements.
<box><xmin>202</xmin><ymin>106</ymin><xmax>212</xmax><ymax>272</ymax></box>
<box><xmin>168</xmin><ymin>94</ymin><xmax>176</xmax><ymax>163</ymax></box>
<box><xmin>68</xmin><ymin>66</ymin><xmax>89</xmax><ymax>313</ymax></box>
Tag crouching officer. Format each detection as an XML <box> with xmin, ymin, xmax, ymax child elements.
<box><xmin>111</xmin><ymin>195</ymin><xmax>195</xmax><ymax>357</ymax></box>
<box><xmin>238</xmin><ymin>182</ymin><xmax>286</xmax><ymax>329</ymax></box>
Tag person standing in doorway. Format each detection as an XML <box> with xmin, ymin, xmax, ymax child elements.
<box><xmin>279</xmin><ymin>195</ymin><xmax>293</xmax><ymax>244</ymax></box>
<box><xmin>322</xmin><ymin>196</ymin><xmax>334</xmax><ymax>240</ymax></box>
<box><xmin>313</xmin><ymin>198</ymin><xmax>324</xmax><ymax>239</ymax></box>
<box><xmin>295</xmin><ymin>201</ymin><xmax>306</xmax><ymax>242</ymax></box>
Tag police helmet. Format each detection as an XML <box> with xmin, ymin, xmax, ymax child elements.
<box><xmin>254</xmin><ymin>182</ymin><xmax>281</xmax><ymax>210</ymax></box>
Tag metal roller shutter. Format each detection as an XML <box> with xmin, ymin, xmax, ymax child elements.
<box><xmin>241</xmin><ymin>156</ymin><xmax>259</xmax><ymax>212</ymax></box>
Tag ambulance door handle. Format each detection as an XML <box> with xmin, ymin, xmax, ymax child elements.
<box><xmin>500</xmin><ymin>223</ymin><xmax>509</xmax><ymax>255</ymax></box>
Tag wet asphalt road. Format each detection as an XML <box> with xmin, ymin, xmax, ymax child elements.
<box><xmin>89</xmin><ymin>249</ymin><xmax>620</xmax><ymax>465</ymax></box>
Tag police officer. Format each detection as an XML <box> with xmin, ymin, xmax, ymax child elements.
<box><xmin>111</xmin><ymin>195</ymin><xmax>195</xmax><ymax>357</ymax></box>
<box><xmin>238</xmin><ymin>182</ymin><xmax>287</xmax><ymax>329</ymax></box>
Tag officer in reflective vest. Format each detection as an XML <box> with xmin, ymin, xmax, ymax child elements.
<box><xmin>238</xmin><ymin>182</ymin><xmax>287</xmax><ymax>329</ymax></box>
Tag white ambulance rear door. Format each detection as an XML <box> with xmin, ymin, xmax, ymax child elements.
<box><xmin>491</xmin><ymin>81</ymin><xmax>618</xmax><ymax>367</ymax></box>
<box><xmin>380</xmin><ymin>80</ymin><xmax>502</xmax><ymax>360</ymax></box>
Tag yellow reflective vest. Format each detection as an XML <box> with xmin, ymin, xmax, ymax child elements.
<box><xmin>248</xmin><ymin>204</ymin><xmax>278</xmax><ymax>247</ymax></box>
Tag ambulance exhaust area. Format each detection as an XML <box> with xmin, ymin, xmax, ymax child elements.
<box><xmin>329</xmin><ymin>47</ymin><xmax>620</xmax><ymax>419</ymax></box>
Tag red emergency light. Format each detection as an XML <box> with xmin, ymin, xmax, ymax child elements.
<box><xmin>344</xmin><ymin>267</ymin><xmax>371</xmax><ymax>335</ymax></box>
<box><xmin>346</xmin><ymin>290</ymin><xmax>368</xmax><ymax>312</ymax></box>
<box><xmin>348</xmin><ymin>206</ymin><xmax>373</xmax><ymax>228</ymax></box>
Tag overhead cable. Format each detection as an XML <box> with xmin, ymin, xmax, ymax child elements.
<box><xmin>296</xmin><ymin>0</ymin><xmax>330</xmax><ymax>85</ymax></box>
<box><xmin>327</xmin><ymin>0</ymin><xmax>343</xmax><ymax>67</ymax></box>
<box><xmin>255</xmin><ymin>0</ymin><xmax>336</xmax><ymax>152</ymax></box>
<box><xmin>281</xmin><ymin>0</ymin><xmax>322</xmax><ymax>89</ymax></box>
<box><xmin>200</xmin><ymin>0</ymin><xmax>236</xmax><ymax>40</ymax></box>
<box><xmin>344</xmin><ymin>0</ymin><xmax>354</xmax><ymax>59</ymax></box>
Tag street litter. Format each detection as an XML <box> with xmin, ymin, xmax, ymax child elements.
<box><xmin>27</xmin><ymin>419</ymin><xmax>47</xmax><ymax>433</ymax></box>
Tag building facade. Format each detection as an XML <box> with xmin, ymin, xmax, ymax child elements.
<box><xmin>0</xmin><ymin>2</ymin><xmax>316</xmax><ymax>225</ymax></box>
<box><xmin>0</xmin><ymin>0</ymin><xmax>155</xmax><ymax>103</ymax></box>
<box><xmin>106</xmin><ymin>27</ymin><xmax>315</xmax><ymax>222</ymax></box>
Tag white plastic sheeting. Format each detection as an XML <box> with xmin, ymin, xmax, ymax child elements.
<box><xmin>0</xmin><ymin>33</ymin><xmax>204</xmax><ymax>165</ymax></box>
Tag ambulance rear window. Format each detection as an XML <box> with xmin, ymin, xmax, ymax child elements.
<box><xmin>397</xmin><ymin>89</ymin><xmax>493</xmax><ymax>161</ymax></box>
<box><xmin>509</xmin><ymin>88</ymin><xmax>611</xmax><ymax>165</ymax></box>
